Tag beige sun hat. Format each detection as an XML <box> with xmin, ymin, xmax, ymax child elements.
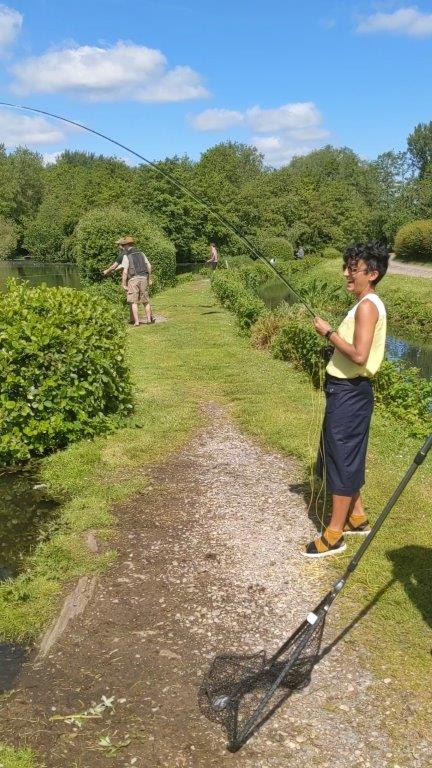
<box><xmin>116</xmin><ymin>235</ymin><xmax>135</xmax><ymax>245</ymax></box>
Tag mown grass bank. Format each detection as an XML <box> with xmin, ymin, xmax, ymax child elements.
<box><xmin>1</xmin><ymin>278</ymin><xmax>431</xmax><ymax>729</ymax></box>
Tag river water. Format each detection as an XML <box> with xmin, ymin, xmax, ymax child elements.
<box><xmin>0</xmin><ymin>259</ymin><xmax>81</xmax><ymax>289</ymax></box>
<box><xmin>0</xmin><ymin>259</ymin><xmax>200</xmax><ymax>288</ymax></box>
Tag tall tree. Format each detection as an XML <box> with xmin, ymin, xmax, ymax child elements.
<box><xmin>407</xmin><ymin>122</ymin><xmax>432</xmax><ymax>178</ymax></box>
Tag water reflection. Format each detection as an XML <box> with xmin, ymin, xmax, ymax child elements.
<box><xmin>0</xmin><ymin>643</ymin><xmax>28</xmax><ymax>692</ymax></box>
<box><xmin>386</xmin><ymin>336</ymin><xmax>432</xmax><ymax>380</ymax></box>
<box><xmin>0</xmin><ymin>470</ymin><xmax>60</xmax><ymax>580</ymax></box>
<box><xmin>0</xmin><ymin>260</ymin><xmax>81</xmax><ymax>290</ymax></box>
<box><xmin>258</xmin><ymin>281</ymin><xmax>299</xmax><ymax>309</ymax></box>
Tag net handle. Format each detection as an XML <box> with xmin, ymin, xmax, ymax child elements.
<box><xmin>231</xmin><ymin>608</ymin><xmax>326</xmax><ymax>750</ymax></box>
<box><xmin>343</xmin><ymin>434</ymin><xmax>432</xmax><ymax>579</ymax></box>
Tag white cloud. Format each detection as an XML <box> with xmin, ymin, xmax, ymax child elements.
<box><xmin>246</xmin><ymin>102</ymin><xmax>322</xmax><ymax>133</ymax></box>
<box><xmin>357</xmin><ymin>6</ymin><xmax>432</xmax><ymax>37</ymax></box>
<box><xmin>251</xmin><ymin>135</ymin><xmax>322</xmax><ymax>166</ymax></box>
<box><xmin>190</xmin><ymin>102</ymin><xmax>323</xmax><ymax>134</ymax></box>
<box><xmin>189</xmin><ymin>108</ymin><xmax>244</xmax><ymax>131</ymax></box>
<box><xmin>0</xmin><ymin>112</ymin><xmax>65</xmax><ymax>147</ymax></box>
<box><xmin>42</xmin><ymin>150</ymin><xmax>62</xmax><ymax>166</ymax></box>
<box><xmin>0</xmin><ymin>4</ymin><xmax>22</xmax><ymax>56</ymax></box>
<box><xmin>11</xmin><ymin>41</ymin><xmax>209</xmax><ymax>102</ymax></box>
<box><xmin>190</xmin><ymin>101</ymin><xmax>329</xmax><ymax>166</ymax></box>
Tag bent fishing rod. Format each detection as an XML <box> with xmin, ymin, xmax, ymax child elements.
<box><xmin>0</xmin><ymin>101</ymin><xmax>316</xmax><ymax>317</ymax></box>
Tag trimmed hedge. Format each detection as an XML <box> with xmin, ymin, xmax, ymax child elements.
<box><xmin>254</xmin><ymin>234</ymin><xmax>294</xmax><ymax>262</ymax></box>
<box><xmin>271</xmin><ymin>312</ymin><xmax>326</xmax><ymax>387</ymax></box>
<box><xmin>394</xmin><ymin>219</ymin><xmax>432</xmax><ymax>263</ymax></box>
<box><xmin>74</xmin><ymin>207</ymin><xmax>176</xmax><ymax>288</ymax></box>
<box><xmin>211</xmin><ymin>270</ymin><xmax>266</xmax><ymax>331</ymax></box>
<box><xmin>0</xmin><ymin>280</ymin><xmax>132</xmax><ymax>466</ymax></box>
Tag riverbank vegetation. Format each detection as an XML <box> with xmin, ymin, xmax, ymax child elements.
<box><xmin>2</xmin><ymin>119</ymin><xmax>432</xmax><ymax>267</ymax></box>
<box><xmin>211</xmin><ymin>267</ymin><xmax>432</xmax><ymax>436</ymax></box>
<box><xmin>1</xmin><ymin>279</ymin><xmax>430</xmax><ymax>723</ymax></box>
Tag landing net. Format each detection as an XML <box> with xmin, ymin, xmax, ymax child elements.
<box><xmin>198</xmin><ymin>600</ymin><xmax>327</xmax><ymax>751</ymax></box>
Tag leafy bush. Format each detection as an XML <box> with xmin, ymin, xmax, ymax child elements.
<box><xmin>237</xmin><ymin>262</ymin><xmax>272</xmax><ymax>291</ymax></box>
<box><xmin>296</xmin><ymin>276</ymin><xmax>350</xmax><ymax>315</ymax></box>
<box><xmin>0</xmin><ymin>280</ymin><xmax>132</xmax><ymax>466</ymax></box>
<box><xmin>23</xmin><ymin>197</ymin><xmax>74</xmax><ymax>262</ymax></box>
<box><xmin>254</xmin><ymin>234</ymin><xmax>294</xmax><ymax>262</ymax></box>
<box><xmin>374</xmin><ymin>361</ymin><xmax>432</xmax><ymax>436</ymax></box>
<box><xmin>74</xmin><ymin>207</ymin><xmax>176</xmax><ymax>287</ymax></box>
<box><xmin>381</xmin><ymin>286</ymin><xmax>432</xmax><ymax>339</ymax></box>
<box><xmin>270</xmin><ymin>311</ymin><xmax>326</xmax><ymax>387</ymax></box>
<box><xmin>0</xmin><ymin>216</ymin><xmax>19</xmax><ymax>260</ymax></box>
<box><xmin>212</xmin><ymin>270</ymin><xmax>266</xmax><ymax>331</ymax></box>
<box><xmin>321</xmin><ymin>246</ymin><xmax>342</xmax><ymax>260</ymax></box>
<box><xmin>83</xmin><ymin>278</ymin><xmax>126</xmax><ymax>307</ymax></box>
<box><xmin>250</xmin><ymin>310</ymin><xmax>288</xmax><ymax>349</ymax></box>
<box><xmin>394</xmin><ymin>219</ymin><xmax>432</xmax><ymax>262</ymax></box>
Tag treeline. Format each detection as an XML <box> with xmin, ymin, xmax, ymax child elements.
<box><xmin>2</xmin><ymin>120</ymin><xmax>432</xmax><ymax>263</ymax></box>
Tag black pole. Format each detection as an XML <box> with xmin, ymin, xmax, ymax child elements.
<box><xmin>336</xmin><ymin>434</ymin><xmax>432</xmax><ymax>586</ymax></box>
<box><xmin>0</xmin><ymin>101</ymin><xmax>317</xmax><ymax>318</ymax></box>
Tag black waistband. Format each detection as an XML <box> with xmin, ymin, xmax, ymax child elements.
<box><xmin>326</xmin><ymin>374</ymin><xmax>371</xmax><ymax>384</ymax></box>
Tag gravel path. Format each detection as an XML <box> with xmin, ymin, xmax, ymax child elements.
<box><xmin>0</xmin><ymin>404</ymin><xmax>430</xmax><ymax>767</ymax></box>
<box><xmin>388</xmin><ymin>254</ymin><xmax>432</xmax><ymax>278</ymax></box>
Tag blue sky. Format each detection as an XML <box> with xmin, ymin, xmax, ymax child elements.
<box><xmin>0</xmin><ymin>1</ymin><xmax>431</xmax><ymax>166</ymax></box>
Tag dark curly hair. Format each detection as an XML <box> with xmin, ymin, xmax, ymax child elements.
<box><xmin>343</xmin><ymin>242</ymin><xmax>389</xmax><ymax>286</ymax></box>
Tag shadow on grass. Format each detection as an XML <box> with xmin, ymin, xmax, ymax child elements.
<box><xmin>288</xmin><ymin>480</ymin><xmax>331</xmax><ymax>534</ymax></box>
<box><xmin>386</xmin><ymin>545</ymin><xmax>432</xmax><ymax>629</ymax></box>
<box><xmin>319</xmin><ymin>579</ymin><xmax>396</xmax><ymax>661</ymax></box>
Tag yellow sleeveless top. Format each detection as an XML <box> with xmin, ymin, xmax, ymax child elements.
<box><xmin>326</xmin><ymin>293</ymin><xmax>387</xmax><ymax>379</ymax></box>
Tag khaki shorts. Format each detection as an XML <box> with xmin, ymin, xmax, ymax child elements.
<box><xmin>127</xmin><ymin>276</ymin><xmax>149</xmax><ymax>304</ymax></box>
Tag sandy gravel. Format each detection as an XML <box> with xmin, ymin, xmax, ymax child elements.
<box><xmin>387</xmin><ymin>254</ymin><xmax>432</xmax><ymax>279</ymax></box>
<box><xmin>0</xmin><ymin>404</ymin><xmax>430</xmax><ymax>767</ymax></box>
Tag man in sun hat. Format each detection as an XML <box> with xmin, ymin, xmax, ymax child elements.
<box><xmin>117</xmin><ymin>235</ymin><xmax>155</xmax><ymax>326</ymax></box>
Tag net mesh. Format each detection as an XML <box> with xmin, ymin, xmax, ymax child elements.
<box><xmin>198</xmin><ymin>610</ymin><xmax>326</xmax><ymax>750</ymax></box>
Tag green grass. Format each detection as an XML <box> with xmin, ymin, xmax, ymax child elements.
<box><xmin>1</xmin><ymin>277</ymin><xmax>431</xmax><ymax>730</ymax></box>
<box><xmin>0</xmin><ymin>745</ymin><xmax>40</xmax><ymax>768</ymax></box>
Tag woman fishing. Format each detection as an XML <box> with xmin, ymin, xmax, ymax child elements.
<box><xmin>305</xmin><ymin>242</ymin><xmax>389</xmax><ymax>558</ymax></box>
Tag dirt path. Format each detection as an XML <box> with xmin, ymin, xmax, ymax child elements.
<box><xmin>388</xmin><ymin>253</ymin><xmax>432</xmax><ymax>278</ymax></box>
<box><xmin>1</xmin><ymin>405</ymin><xmax>430</xmax><ymax>767</ymax></box>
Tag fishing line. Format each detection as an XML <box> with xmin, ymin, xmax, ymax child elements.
<box><xmin>1</xmin><ymin>101</ymin><xmax>332</xmax><ymax>526</ymax></box>
<box><xmin>305</xmin><ymin>358</ymin><xmax>327</xmax><ymax>534</ymax></box>
<box><xmin>0</xmin><ymin>101</ymin><xmax>317</xmax><ymax>318</ymax></box>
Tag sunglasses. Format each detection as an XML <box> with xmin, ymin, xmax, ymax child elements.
<box><xmin>343</xmin><ymin>265</ymin><xmax>369</xmax><ymax>276</ymax></box>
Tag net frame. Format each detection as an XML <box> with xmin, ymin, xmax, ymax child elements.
<box><xmin>199</xmin><ymin>592</ymin><xmax>332</xmax><ymax>750</ymax></box>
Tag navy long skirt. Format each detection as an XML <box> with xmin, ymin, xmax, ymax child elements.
<box><xmin>316</xmin><ymin>375</ymin><xmax>374</xmax><ymax>496</ymax></box>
